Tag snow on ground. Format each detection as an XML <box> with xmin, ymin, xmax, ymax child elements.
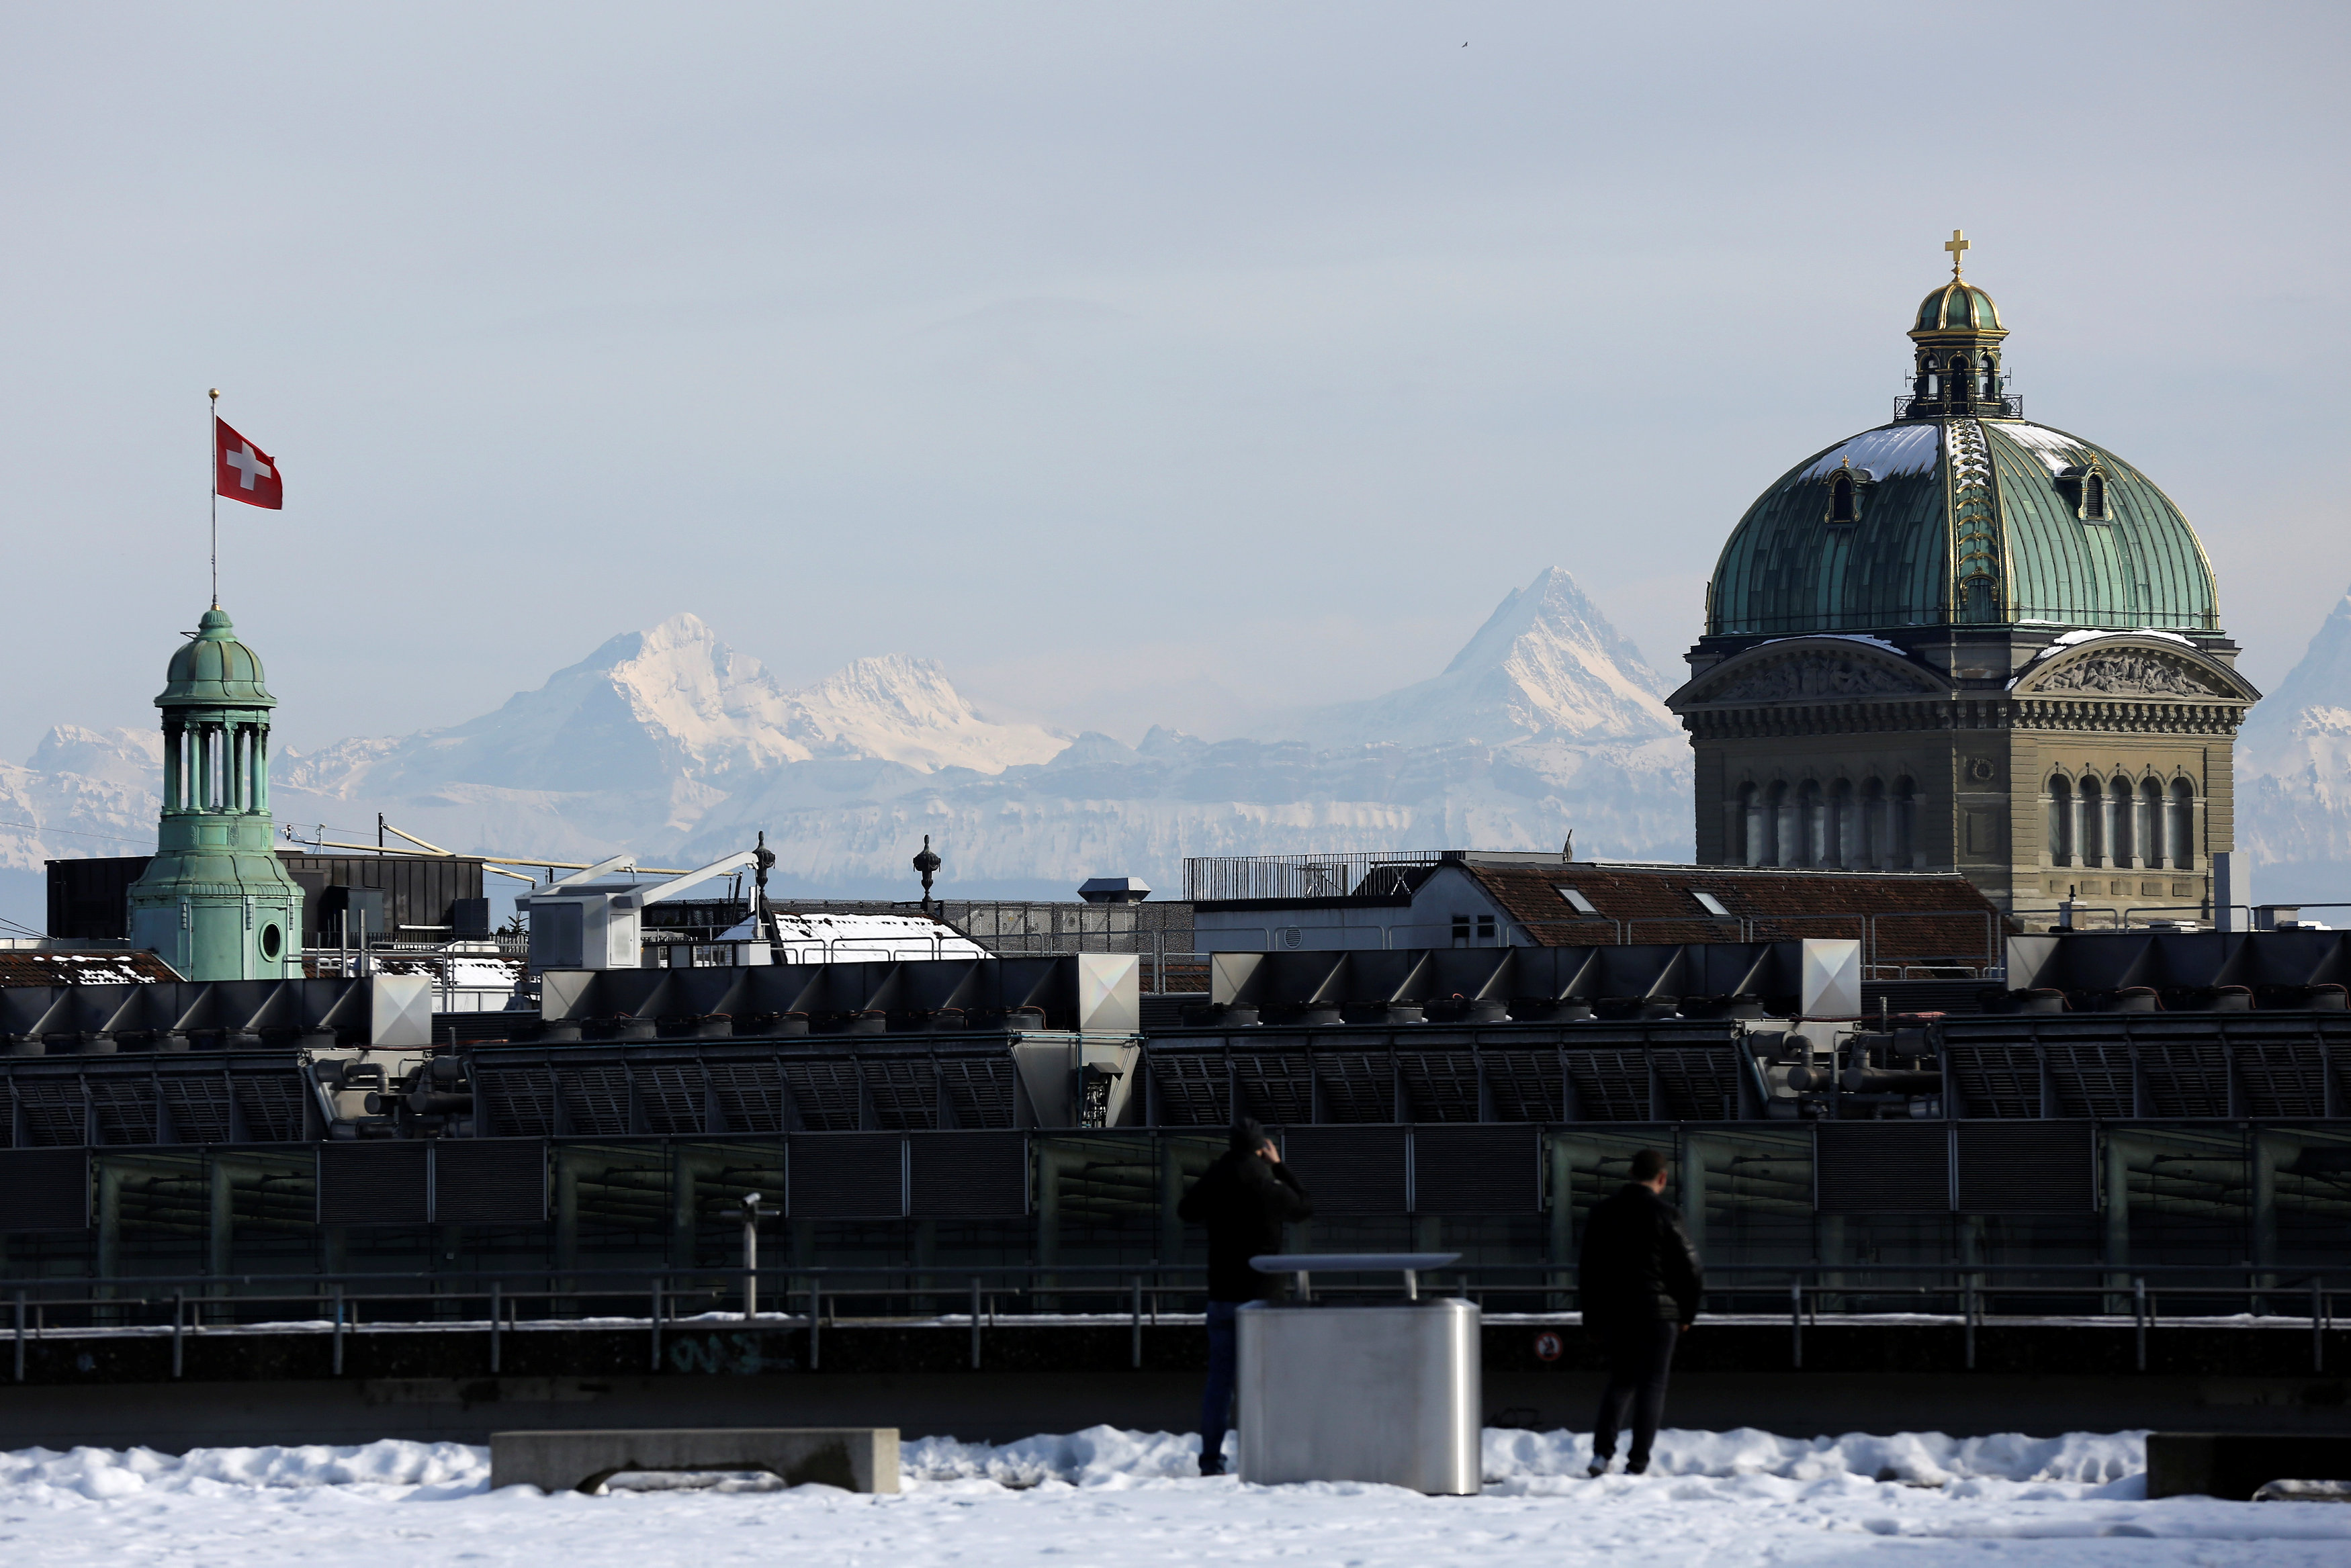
<box><xmin>0</xmin><ymin>1427</ymin><xmax>2344</xmax><ymax>1567</ymax></box>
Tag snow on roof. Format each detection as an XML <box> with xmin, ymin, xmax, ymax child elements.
<box><xmin>1757</xmin><ymin>633</ymin><xmax>1908</xmax><ymax>656</ymax></box>
<box><xmin>721</xmin><ymin>910</ymin><xmax>990</xmax><ymax>962</ymax></box>
<box><xmin>1798</xmin><ymin>424</ymin><xmax>1940</xmax><ymax>482</ymax></box>
<box><xmin>2012</xmin><ymin>627</ymin><xmax>2202</xmax><ymax>684</ymax></box>
<box><xmin>1987</xmin><ymin>421</ymin><xmax>2092</xmax><ymax>475</ymax></box>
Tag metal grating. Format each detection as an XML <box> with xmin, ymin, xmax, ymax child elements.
<box><xmin>434</xmin><ymin>1139</ymin><xmax>547</xmax><ymax>1224</ymax></box>
<box><xmin>1311</xmin><ymin>1052</ymin><xmax>1394</xmax><ymax>1123</ymax></box>
<box><xmin>2137</xmin><ymin>1042</ymin><xmax>2230</xmax><ymax>1118</ymax></box>
<box><xmin>2233</xmin><ymin>1042</ymin><xmax>2326</xmax><ymax>1118</ymax></box>
<box><xmin>2044</xmin><ymin>1044</ymin><xmax>2135</xmax><ymax>1119</ymax></box>
<box><xmin>860</xmin><ymin>1059</ymin><xmax>940</xmax><ymax>1131</ymax></box>
<box><xmin>1652</xmin><ymin>1050</ymin><xmax>1738</xmax><ymax>1121</ymax></box>
<box><xmin>790</xmin><ymin>1134</ymin><xmax>903</xmax><ymax>1218</ymax></box>
<box><xmin>1412</xmin><ymin>1124</ymin><xmax>1538</xmax><ymax>1213</ymax></box>
<box><xmin>634</xmin><ymin>1066</ymin><xmax>706</xmax><ymax>1135</ymax></box>
<box><xmin>1395</xmin><ymin>1052</ymin><xmax>1483</xmax><ymax>1123</ymax></box>
<box><xmin>0</xmin><ymin>1148</ymin><xmax>87</xmax><ymax>1229</ymax></box>
<box><xmin>937</xmin><ymin>1058</ymin><xmax>1017</xmax><ymax>1128</ymax></box>
<box><xmin>780</xmin><ymin>1060</ymin><xmax>862</xmax><ymax>1131</ymax></box>
<box><xmin>319</xmin><ymin>1141</ymin><xmax>427</xmax><ymax>1226</ymax></box>
<box><xmin>558</xmin><ymin>1068</ymin><xmax>632</xmax><ymax>1136</ymax></box>
<box><xmin>1147</xmin><ymin>1055</ymin><xmax>1230</xmax><ymax>1127</ymax></box>
<box><xmin>15</xmin><ymin>1080</ymin><xmax>84</xmax><ymax>1146</ymax></box>
<box><xmin>1280</xmin><ymin>1125</ymin><xmax>1406</xmax><ymax>1215</ymax></box>
<box><xmin>1231</xmin><ymin>1050</ymin><xmax>1313</xmax><ymax>1125</ymax></box>
<box><xmin>1816</xmin><ymin>1123</ymin><xmax>1950</xmax><ymax>1213</ymax></box>
<box><xmin>1948</xmin><ymin>1045</ymin><xmax>2040</xmax><ymax>1119</ymax></box>
<box><xmin>908</xmin><ymin>1132</ymin><xmax>1025</xmax><ymax>1216</ymax></box>
<box><xmin>474</xmin><ymin>1068</ymin><xmax>556</xmax><ymax>1138</ymax></box>
<box><xmin>1482</xmin><ymin>1051</ymin><xmax>1564</xmax><ymax>1122</ymax></box>
<box><xmin>706</xmin><ymin>1064</ymin><xmax>785</xmax><ymax>1134</ymax></box>
<box><xmin>1954</xmin><ymin>1122</ymin><xmax>2094</xmax><ymax>1213</ymax></box>
<box><xmin>232</xmin><ymin>1074</ymin><xmax>308</xmax><ymax>1142</ymax></box>
<box><xmin>87</xmin><ymin>1079</ymin><xmax>157</xmax><ymax>1145</ymax></box>
<box><xmin>1563</xmin><ymin>1050</ymin><xmax>1649</xmax><ymax>1121</ymax></box>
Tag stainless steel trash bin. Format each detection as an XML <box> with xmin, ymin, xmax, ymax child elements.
<box><xmin>1235</xmin><ymin>1254</ymin><xmax>1480</xmax><ymax>1495</ymax></box>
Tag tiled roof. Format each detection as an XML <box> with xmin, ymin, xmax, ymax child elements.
<box><xmin>0</xmin><ymin>949</ymin><xmax>179</xmax><ymax>987</ymax></box>
<box><xmin>1462</xmin><ymin>863</ymin><xmax>2004</xmax><ymax>964</ymax></box>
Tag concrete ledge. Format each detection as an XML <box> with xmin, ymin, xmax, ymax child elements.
<box><xmin>2147</xmin><ymin>1432</ymin><xmax>2351</xmax><ymax>1500</ymax></box>
<box><xmin>489</xmin><ymin>1427</ymin><xmax>899</xmax><ymax>1494</ymax></box>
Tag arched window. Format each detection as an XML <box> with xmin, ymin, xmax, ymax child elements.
<box><xmin>2108</xmin><ymin>774</ymin><xmax>2134</xmax><ymax>868</ymax></box>
<box><xmin>1980</xmin><ymin>353</ymin><xmax>1998</xmax><ymax>398</ymax></box>
<box><xmin>1892</xmin><ymin>777</ymin><xmax>1917</xmax><ymax>867</ymax></box>
<box><xmin>2169</xmin><ymin>779</ymin><xmax>2195</xmax><ymax>868</ymax></box>
<box><xmin>2048</xmin><ymin>776</ymin><xmax>2074</xmax><ymax>866</ymax></box>
<box><xmin>1832</xmin><ymin>780</ymin><xmax>1859</xmax><ymax>868</ymax></box>
<box><xmin>1863</xmin><ymin>778</ymin><xmax>1888</xmax><ymax>869</ymax></box>
<box><xmin>2078</xmin><ymin>776</ymin><xmax>2104</xmax><ymax>867</ymax></box>
<box><xmin>1768</xmin><ymin>781</ymin><xmax>1792</xmax><ymax>868</ymax></box>
<box><xmin>1828</xmin><ymin>471</ymin><xmax>1858</xmax><ymax>523</ymax></box>
<box><xmin>1798</xmin><ymin>780</ymin><xmax>1825</xmax><ymax>866</ymax></box>
<box><xmin>2083</xmin><ymin>472</ymin><xmax>2108</xmax><ymax>520</ymax></box>
<box><xmin>1737</xmin><ymin>783</ymin><xmax>1762</xmax><ymax>866</ymax></box>
<box><xmin>2139</xmin><ymin>779</ymin><xmax>2165</xmax><ymax>868</ymax></box>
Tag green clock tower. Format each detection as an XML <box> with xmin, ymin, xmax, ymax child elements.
<box><xmin>126</xmin><ymin>606</ymin><xmax>305</xmax><ymax>978</ymax></box>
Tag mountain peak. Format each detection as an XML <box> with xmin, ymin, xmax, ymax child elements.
<box><xmin>1294</xmin><ymin>566</ymin><xmax>1676</xmax><ymax>748</ymax></box>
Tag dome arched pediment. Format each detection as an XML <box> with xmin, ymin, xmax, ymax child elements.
<box><xmin>2009</xmin><ymin>635</ymin><xmax>2258</xmax><ymax>705</ymax></box>
<box><xmin>1669</xmin><ymin>637</ymin><xmax>1947</xmax><ymax>708</ymax></box>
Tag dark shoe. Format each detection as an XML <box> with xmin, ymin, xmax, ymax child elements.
<box><xmin>1198</xmin><ymin>1456</ymin><xmax>1225</xmax><ymax>1478</ymax></box>
<box><xmin>1585</xmin><ymin>1459</ymin><xmax>1609</xmax><ymax>1479</ymax></box>
<box><xmin>1626</xmin><ymin>1457</ymin><xmax>1649</xmax><ymax>1476</ymax></box>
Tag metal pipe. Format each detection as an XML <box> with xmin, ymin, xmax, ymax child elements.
<box><xmin>2133</xmin><ymin>1277</ymin><xmax>2147</xmax><ymax>1371</ymax></box>
<box><xmin>970</xmin><ymin>1277</ymin><xmax>982</xmax><ymax>1369</ymax></box>
<box><xmin>332</xmin><ymin>1285</ymin><xmax>344</xmax><ymax>1375</ymax></box>
<box><xmin>11</xmin><ymin>1291</ymin><xmax>21</xmax><ymax>1382</ymax></box>
<box><xmin>172</xmin><ymin>1290</ymin><xmax>184</xmax><ymax>1378</ymax></box>
<box><xmin>650</xmin><ymin>1279</ymin><xmax>662</xmax><ymax>1371</ymax></box>
<box><xmin>490</xmin><ymin>1281</ymin><xmax>502</xmax><ymax>1374</ymax></box>
<box><xmin>1130</xmin><ymin>1276</ymin><xmax>1143</xmax><ymax>1369</ymax></box>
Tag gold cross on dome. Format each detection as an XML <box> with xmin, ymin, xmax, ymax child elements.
<box><xmin>1945</xmin><ymin>228</ymin><xmax>1970</xmax><ymax>277</ymax></box>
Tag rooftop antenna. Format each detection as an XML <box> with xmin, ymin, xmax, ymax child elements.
<box><xmin>912</xmin><ymin>834</ymin><xmax>941</xmax><ymax>915</ymax></box>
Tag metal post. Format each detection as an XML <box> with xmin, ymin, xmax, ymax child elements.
<box><xmin>1963</xmin><ymin>1278</ymin><xmax>1976</xmax><ymax>1371</ymax></box>
<box><xmin>332</xmin><ymin>1285</ymin><xmax>345</xmax><ymax>1376</ymax></box>
<box><xmin>490</xmin><ymin>1281</ymin><xmax>502</xmax><ymax>1375</ymax></box>
<box><xmin>970</xmin><ymin>1277</ymin><xmax>982</xmax><ymax>1370</ymax></box>
<box><xmin>806</xmin><ymin>1281</ymin><xmax>820</xmax><ymax>1371</ymax></box>
<box><xmin>651</xmin><ymin>1279</ymin><xmax>663</xmax><ymax>1371</ymax></box>
<box><xmin>1791</xmin><ymin>1280</ymin><xmax>1803</xmax><ymax>1369</ymax></box>
<box><xmin>1401</xmin><ymin>1269</ymin><xmax>1415</xmax><ymax>1303</ymax></box>
<box><xmin>1130</xmin><ymin>1276</ymin><xmax>1143</xmax><ymax>1369</ymax></box>
<box><xmin>12</xmin><ymin>1291</ymin><xmax>22</xmax><ymax>1383</ymax></box>
<box><xmin>2316</xmin><ymin>1280</ymin><xmax>2325</xmax><ymax>1375</ymax></box>
<box><xmin>2133</xmin><ymin>1277</ymin><xmax>2147</xmax><ymax>1372</ymax></box>
<box><xmin>172</xmin><ymin>1290</ymin><xmax>184</xmax><ymax>1379</ymax></box>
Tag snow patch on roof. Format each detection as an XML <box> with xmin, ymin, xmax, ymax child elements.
<box><xmin>1758</xmin><ymin>633</ymin><xmax>1908</xmax><ymax>656</ymax></box>
<box><xmin>1798</xmin><ymin>424</ymin><xmax>1940</xmax><ymax>482</ymax></box>
<box><xmin>1988</xmin><ymin>422</ymin><xmax>2092</xmax><ymax>475</ymax></box>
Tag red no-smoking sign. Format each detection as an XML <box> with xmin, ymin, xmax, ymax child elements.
<box><xmin>1533</xmin><ymin>1331</ymin><xmax>1563</xmax><ymax>1361</ymax></box>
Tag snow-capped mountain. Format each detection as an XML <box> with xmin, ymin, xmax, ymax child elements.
<box><xmin>0</xmin><ymin>569</ymin><xmax>1691</xmax><ymax>917</ymax></box>
<box><xmin>1292</xmin><ymin>567</ymin><xmax>1677</xmax><ymax>747</ymax></box>
<box><xmin>2238</xmin><ymin>584</ymin><xmax>2351</xmax><ymax>898</ymax></box>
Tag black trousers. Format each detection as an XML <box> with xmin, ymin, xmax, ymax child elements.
<box><xmin>1591</xmin><ymin>1319</ymin><xmax>1681</xmax><ymax>1467</ymax></box>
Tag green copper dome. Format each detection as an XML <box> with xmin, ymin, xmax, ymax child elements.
<box><xmin>1914</xmin><ymin>280</ymin><xmax>2002</xmax><ymax>334</ymax></box>
<box><xmin>1705</xmin><ymin>418</ymin><xmax>2219</xmax><ymax>637</ymax></box>
<box><xmin>157</xmin><ymin>606</ymin><xmax>275</xmax><ymax>708</ymax></box>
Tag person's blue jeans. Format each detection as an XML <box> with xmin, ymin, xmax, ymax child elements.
<box><xmin>1200</xmin><ymin>1299</ymin><xmax>1241</xmax><ymax>1473</ymax></box>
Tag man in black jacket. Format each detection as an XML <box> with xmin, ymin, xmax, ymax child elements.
<box><xmin>1578</xmin><ymin>1147</ymin><xmax>1702</xmax><ymax>1476</ymax></box>
<box><xmin>1177</xmin><ymin>1117</ymin><xmax>1313</xmax><ymax>1477</ymax></box>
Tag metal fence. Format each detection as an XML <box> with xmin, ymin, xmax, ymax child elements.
<box><xmin>7</xmin><ymin>1260</ymin><xmax>2339</xmax><ymax>1380</ymax></box>
<box><xmin>1185</xmin><ymin>854</ymin><xmax>1446</xmax><ymax>903</ymax></box>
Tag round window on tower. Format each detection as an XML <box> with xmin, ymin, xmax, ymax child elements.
<box><xmin>260</xmin><ymin>923</ymin><xmax>282</xmax><ymax>961</ymax></box>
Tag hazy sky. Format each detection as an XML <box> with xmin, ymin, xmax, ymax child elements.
<box><xmin>3</xmin><ymin>2</ymin><xmax>2346</xmax><ymax>762</ymax></box>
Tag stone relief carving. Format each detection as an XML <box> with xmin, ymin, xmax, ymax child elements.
<box><xmin>2029</xmin><ymin>653</ymin><xmax>2215</xmax><ymax>698</ymax></box>
<box><xmin>1710</xmin><ymin>655</ymin><xmax>1924</xmax><ymax>703</ymax></box>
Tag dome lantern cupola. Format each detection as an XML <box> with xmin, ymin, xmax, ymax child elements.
<box><xmin>125</xmin><ymin>606</ymin><xmax>305</xmax><ymax>980</ymax></box>
<box><xmin>1902</xmin><ymin>230</ymin><xmax>2014</xmax><ymax>420</ymax></box>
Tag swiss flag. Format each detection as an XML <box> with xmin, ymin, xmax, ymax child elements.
<box><xmin>214</xmin><ymin>418</ymin><xmax>283</xmax><ymax>510</ymax></box>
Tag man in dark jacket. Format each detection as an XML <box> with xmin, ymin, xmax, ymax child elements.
<box><xmin>1578</xmin><ymin>1147</ymin><xmax>1702</xmax><ymax>1476</ymax></box>
<box><xmin>1177</xmin><ymin>1117</ymin><xmax>1313</xmax><ymax>1477</ymax></box>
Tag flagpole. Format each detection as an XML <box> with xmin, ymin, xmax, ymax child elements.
<box><xmin>207</xmin><ymin>388</ymin><xmax>220</xmax><ymax>608</ymax></box>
